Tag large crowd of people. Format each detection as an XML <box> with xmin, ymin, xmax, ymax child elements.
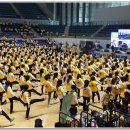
<box><xmin>0</xmin><ymin>40</ymin><xmax>130</xmax><ymax>127</ymax></box>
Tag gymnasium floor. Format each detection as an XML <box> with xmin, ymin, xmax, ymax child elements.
<box><xmin>0</xmin><ymin>82</ymin><xmax>103</xmax><ymax>128</ymax></box>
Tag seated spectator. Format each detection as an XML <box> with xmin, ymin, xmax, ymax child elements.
<box><xmin>55</xmin><ymin>122</ymin><xmax>62</xmax><ymax>127</ymax></box>
<box><xmin>34</xmin><ymin>118</ymin><xmax>43</xmax><ymax>127</ymax></box>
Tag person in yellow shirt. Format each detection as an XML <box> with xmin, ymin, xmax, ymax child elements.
<box><xmin>101</xmin><ymin>87</ymin><xmax>112</xmax><ymax>110</ymax></box>
<box><xmin>111</xmin><ymin>77</ymin><xmax>122</xmax><ymax>102</ymax></box>
<box><xmin>98</xmin><ymin>66</ymin><xmax>108</xmax><ymax>91</ymax></box>
<box><xmin>70</xmin><ymin>85</ymin><xmax>79</xmax><ymax>107</ymax></box>
<box><xmin>7</xmin><ymin>69</ymin><xmax>19</xmax><ymax>88</ymax></box>
<box><xmin>87</xmin><ymin>63</ymin><xmax>94</xmax><ymax>76</ymax></box>
<box><xmin>4</xmin><ymin>81</ymin><xmax>24</xmax><ymax>114</ymax></box>
<box><xmin>25</xmin><ymin>75</ymin><xmax>42</xmax><ymax>96</ymax></box>
<box><xmin>123</xmin><ymin>63</ymin><xmax>129</xmax><ymax>74</ymax></box>
<box><xmin>19</xmin><ymin>71</ymin><xmax>26</xmax><ymax>91</ymax></box>
<box><xmin>66</xmin><ymin>75</ymin><xmax>74</xmax><ymax>95</ymax></box>
<box><xmin>75</xmin><ymin>74</ymin><xmax>84</xmax><ymax>99</ymax></box>
<box><xmin>44</xmin><ymin>74</ymin><xmax>55</xmax><ymax>106</ymax></box>
<box><xmin>56</xmin><ymin>79</ymin><xmax>65</xmax><ymax>111</ymax></box>
<box><xmin>0</xmin><ymin>69</ymin><xmax>7</xmax><ymax>83</ymax></box>
<box><xmin>21</xmin><ymin>85</ymin><xmax>46</xmax><ymax>119</ymax></box>
<box><xmin>82</xmin><ymin>80</ymin><xmax>92</xmax><ymax>111</ymax></box>
<box><xmin>120</xmin><ymin>76</ymin><xmax>129</xmax><ymax>102</ymax></box>
<box><xmin>27</xmin><ymin>56</ymin><xmax>33</xmax><ymax>71</ymax></box>
<box><xmin>0</xmin><ymin>83</ymin><xmax>6</xmax><ymax>105</ymax></box>
<box><xmin>89</xmin><ymin>76</ymin><xmax>101</xmax><ymax>103</ymax></box>
<box><xmin>52</xmin><ymin>72</ymin><xmax>59</xmax><ymax>99</ymax></box>
<box><xmin>39</xmin><ymin>69</ymin><xmax>46</xmax><ymax>95</ymax></box>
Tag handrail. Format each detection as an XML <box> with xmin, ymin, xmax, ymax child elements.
<box><xmin>59</xmin><ymin>111</ymin><xmax>80</xmax><ymax>127</ymax></box>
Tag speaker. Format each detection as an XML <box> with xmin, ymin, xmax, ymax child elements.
<box><xmin>85</xmin><ymin>41</ymin><xmax>94</xmax><ymax>50</ymax></box>
<box><xmin>106</xmin><ymin>44</ymin><xmax>110</xmax><ymax>49</ymax></box>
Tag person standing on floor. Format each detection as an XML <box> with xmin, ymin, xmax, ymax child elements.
<box><xmin>56</xmin><ymin>79</ymin><xmax>65</xmax><ymax>111</ymax></box>
<box><xmin>21</xmin><ymin>85</ymin><xmax>46</xmax><ymax>119</ymax></box>
<box><xmin>44</xmin><ymin>74</ymin><xmax>55</xmax><ymax>106</ymax></box>
<box><xmin>4</xmin><ymin>81</ymin><xmax>25</xmax><ymax>114</ymax></box>
<box><xmin>82</xmin><ymin>80</ymin><xmax>92</xmax><ymax>111</ymax></box>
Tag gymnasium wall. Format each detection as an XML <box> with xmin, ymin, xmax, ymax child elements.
<box><xmin>52</xmin><ymin>38</ymin><xmax>110</xmax><ymax>49</ymax></box>
<box><xmin>93</xmin><ymin>5</ymin><xmax>130</xmax><ymax>24</ymax></box>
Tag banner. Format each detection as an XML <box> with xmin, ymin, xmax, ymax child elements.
<box><xmin>59</xmin><ymin>93</ymin><xmax>73</xmax><ymax>123</ymax></box>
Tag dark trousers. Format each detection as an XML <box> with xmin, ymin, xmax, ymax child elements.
<box><xmin>83</xmin><ymin>96</ymin><xmax>90</xmax><ymax>111</ymax></box>
<box><xmin>41</xmin><ymin>85</ymin><xmax>44</xmax><ymax>95</ymax></box>
<box><xmin>60</xmin><ymin>98</ymin><xmax>63</xmax><ymax>111</ymax></box>
<box><xmin>25</xmin><ymin>98</ymin><xmax>45</xmax><ymax>118</ymax></box>
<box><xmin>9</xmin><ymin>96</ymin><xmax>24</xmax><ymax>114</ymax></box>
<box><xmin>28</xmin><ymin>89</ymin><xmax>41</xmax><ymax>97</ymax></box>
<box><xmin>1</xmin><ymin>110</ymin><xmax>11</xmax><ymax>121</ymax></box>
<box><xmin>77</xmin><ymin>88</ymin><xmax>80</xmax><ymax>98</ymax></box>
<box><xmin>92</xmin><ymin>91</ymin><xmax>100</xmax><ymax>103</ymax></box>
<box><xmin>53</xmin><ymin>91</ymin><xmax>57</xmax><ymax>99</ymax></box>
<box><xmin>0</xmin><ymin>92</ymin><xmax>5</xmax><ymax>105</ymax></box>
<box><xmin>114</xmin><ymin>94</ymin><xmax>120</xmax><ymax>102</ymax></box>
<box><xmin>100</xmin><ymin>78</ymin><xmax>106</xmax><ymax>91</ymax></box>
<box><xmin>10</xmin><ymin>81</ymin><xmax>19</xmax><ymax>88</ymax></box>
<box><xmin>20</xmin><ymin>85</ymin><xmax>24</xmax><ymax>91</ymax></box>
<box><xmin>48</xmin><ymin>92</ymin><xmax>52</xmax><ymax>105</ymax></box>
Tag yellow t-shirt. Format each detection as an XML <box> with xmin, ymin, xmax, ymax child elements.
<box><xmin>75</xmin><ymin>78</ymin><xmax>84</xmax><ymax>88</ymax></box>
<box><xmin>22</xmin><ymin>91</ymin><xmax>31</xmax><ymax>103</ymax></box>
<box><xmin>66</xmin><ymin>80</ymin><xmax>73</xmax><ymax>91</ymax></box>
<box><xmin>44</xmin><ymin>81</ymin><xmax>54</xmax><ymax>92</ymax></box>
<box><xmin>71</xmin><ymin>91</ymin><xmax>77</xmax><ymax>105</ymax></box>
<box><xmin>98</xmin><ymin>69</ymin><xmax>106</xmax><ymax>79</ymax></box>
<box><xmin>5</xmin><ymin>87</ymin><xmax>14</xmax><ymax>99</ymax></box>
<box><xmin>89</xmin><ymin>81</ymin><xmax>98</xmax><ymax>92</ymax></box>
<box><xmin>102</xmin><ymin>93</ymin><xmax>110</xmax><ymax>106</ymax></box>
<box><xmin>56</xmin><ymin>86</ymin><xmax>64</xmax><ymax>97</ymax></box>
<box><xmin>26</xmin><ymin>80</ymin><xmax>33</xmax><ymax>90</ymax></box>
<box><xmin>83</xmin><ymin>88</ymin><xmax>91</xmax><ymax>97</ymax></box>
<box><xmin>40</xmin><ymin>73</ymin><xmax>45</xmax><ymax>84</ymax></box>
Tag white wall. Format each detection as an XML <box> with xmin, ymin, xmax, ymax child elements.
<box><xmin>52</xmin><ymin>38</ymin><xmax>111</xmax><ymax>49</ymax></box>
<box><xmin>94</xmin><ymin>5</ymin><xmax>130</xmax><ymax>23</ymax></box>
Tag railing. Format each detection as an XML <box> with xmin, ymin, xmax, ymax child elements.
<box><xmin>72</xmin><ymin>20</ymin><xmax>130</xmax><ymax>26</ymax></box>
<box><xmin>59</xmin><ymin>111</ymin><xmax>80</xmax><ymax>127</ymax></box>
<box><xmin>0</xmin><ymin>18</ymin><xmax>59</xmax><ymax>25</ymax></box>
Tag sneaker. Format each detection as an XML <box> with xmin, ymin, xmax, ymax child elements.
<box><xmin>48</xmin><ymin>104</ymin><xmax>51</xmax><ymax>107</ymax></box>
<box><xmin>1</xmin><ymin>100</ymin><xmax>7</xmax><ymax>105</ymax></box>
<box><xmin>10</xmin><ymin>117</ymin><xmax>15</xmax><ymax>122</ymax></box>
<box><xmin>26</xmin><ymin>117</ymin><xmax>29</xmax><ymax>120</ymax></box>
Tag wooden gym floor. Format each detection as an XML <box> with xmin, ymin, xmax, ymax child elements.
<box><xmin>0</xmin><ymin>82</ymin><xmax>103</xmax><ymax>128</ymax></box>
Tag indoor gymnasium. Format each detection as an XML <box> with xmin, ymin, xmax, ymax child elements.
<box><xmin>1</xmin><ymin>1</ymin><xmax>130</xmax><ymax>128</ymax></box>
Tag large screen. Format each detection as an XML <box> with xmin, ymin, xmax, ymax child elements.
<box><xmin>111</xmin><ymin>30</ymin><xmax>130</xmax><ymax>48</ymax></box>
<box><xmin>118</xmin><ymin>29</ymin><xmax>130</xmax><ymax>40</ymax></box>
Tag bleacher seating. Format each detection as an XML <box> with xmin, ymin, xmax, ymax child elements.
<box><xmin>0</xmin><ymin>3</ymin><xmax>20</xmax><ymax>18</ymax></box>
<box><xmin>0</xmin><ymin>3</ymin><xmax>16</xmax><ymax>15</ymax></box>
<box><xmin>0</xmin><ymin>23</ymin><xmax>35</xmax><ymax>38</ymax></box>
<box><xmin>34</xmin><ymin>25</ymin><xmax>65</xmax><ymax>35</ymax></box>
<box><xmin>69</xmin><ymin>25</ymin><xmax>102</xmax><ymax>36</ymax></box>
<box><xmin>97</xmin><ymin>24</ymin><xmax>130</xmax><ymax>37</ymax></box>
<box><xmin>14</xmin><ymin>3</ymin><xmax>47</xmax><ymax>19</ymax></box>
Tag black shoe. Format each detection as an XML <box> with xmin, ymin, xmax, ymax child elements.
<box><xmin>1</xmin><ymin>100</ymin><xmax>7</xmax><ymax>105</ymax></box>
<box><xmin>10</xmin><ymin>117</ymin><xmax>15</xmax><ymax>122</ymax></box>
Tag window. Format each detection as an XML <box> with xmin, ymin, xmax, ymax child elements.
<box><xmin>73</xmin><ymin>3</ymin><xmax>77</xmax><ymax>24</ymax></box>
<box><xmin>79</xmin><ymin>3</ymin><xmax>83</xmax><ymax>23</ymax></box>
<box><xmin>85</xmin><ymin>4</ymin><xmax>89</xmax><ymax>22</ymax></box>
